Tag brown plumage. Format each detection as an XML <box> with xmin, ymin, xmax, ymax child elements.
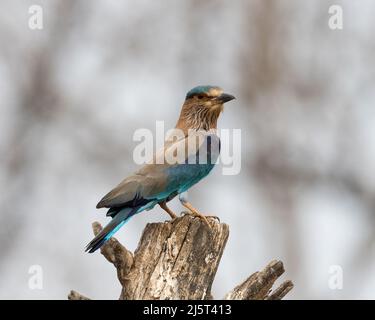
<box><xmin>176</xmin><ymin>86</ymin><xmax>227</xmax><ymax>133</ymax></box>
<box><xmin>86</xmin><ymin>85</ymin><xmax>235</xmax><ymax>253</ymax></box>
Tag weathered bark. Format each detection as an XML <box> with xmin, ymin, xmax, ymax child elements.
<box><xmin>69</xmin><ymin>215</ymin><xmax>293</xmax><ymax>300</ymax></box>
<box><xmin>224</xmin><ymin>260</ymin><xmax>294</xmax><ymax>300</ymax></box>
<box><xmin>68</xmin><ymin>290</ymin><xmax>90</xmax><ymax>300</ymax></box>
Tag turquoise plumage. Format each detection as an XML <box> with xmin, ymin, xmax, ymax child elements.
<box><xmin>86</xmin><ymin>86</ymin><xmax>235</xmax><ymax>253</ymax></box>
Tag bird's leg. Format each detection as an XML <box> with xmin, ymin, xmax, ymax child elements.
<box><xmin>159</xmin><ymin>201</ymin><xmax>178</xmax><ymax>220</ymax></box>
<box><xmin>178</xmin><ymin>192</ymin><xmax>211</xmax><ymax>228</ymax></box>
<box><xmin>181</xmin><ymin>201</ymin><xmax>211</xmax><ymax>228</ymax></box>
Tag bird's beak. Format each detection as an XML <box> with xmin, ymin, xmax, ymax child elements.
<box><xmin>217</xmin><ymin>93</ymin><xmax>236</xmax><ymax>103</ymax></box>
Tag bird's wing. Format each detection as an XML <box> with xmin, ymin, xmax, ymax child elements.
<box><xmin>96</xmin><ymin>168</ymin><xmax>168</xmax><ymax>209</ymax></box>
<box><xmin>97</xmin><ymin>130</ymin><xmax>220</xmax><ymax>209</ymax></box>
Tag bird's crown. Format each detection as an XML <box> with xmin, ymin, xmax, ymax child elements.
<box><xmin>185</xmin><ymin>85</ymin><xmax>223</xmax><ymax>100</ymax></box>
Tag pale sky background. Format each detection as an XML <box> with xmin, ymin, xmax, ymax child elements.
<box><xmin>0</xmin><ymin>0</ymin><xmax>375</xmax><ymax>299</ymax></box>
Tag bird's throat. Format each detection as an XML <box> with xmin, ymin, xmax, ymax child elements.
<box><xmin>175</xmin><ymin>104</ymin><xmax>223</xmax><ymax>133</ymax></box>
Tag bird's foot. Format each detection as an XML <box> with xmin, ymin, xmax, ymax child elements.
<box><xmin>206</xmin><ymin>215</ymin><xmax>220</xmax><ymax>223</ymax></box>
<box><xmin>182</xmin><ymin>211</ymin><xmax>219</xmax><ymax>223</ymax></box>
<box><xmin>181</xmin><ymin>209</ymin><xmax>211</xmax><ymax>229</ymax></box>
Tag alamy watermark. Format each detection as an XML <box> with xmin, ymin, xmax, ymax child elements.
<box><xmin>133</xmin><ymin>121</ymin><xmax>241</xmax><ymax>176</ymax></box>
<box><xmin>328</xmin><ymin>5</ymin><xmax>343</xmax><ymax>30</ymax></box>
<box><xmin>328</xmin><ymin>265</ymin><xmax>343</xmax><ymax>290</ymax></box>
<box><xmin>28</xmin><ymin>264</ymin><xmax>43</xmax><ymax>290</ymax></box>
<box><xmin>28</xmin><ymin>5</ymin><xmax>43</xmax><ymax>30</ymax></box>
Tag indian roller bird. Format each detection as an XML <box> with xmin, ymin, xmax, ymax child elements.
<box><xmin>86</xmin><ymin>85</ymin><xmax>235</xmax><ymax>253</ymax></box>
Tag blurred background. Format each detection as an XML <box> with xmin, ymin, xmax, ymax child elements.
<box><xmin>0</xmin><ymin>0</ymin><xmax>374</xmax><ymax>299</ymax></box>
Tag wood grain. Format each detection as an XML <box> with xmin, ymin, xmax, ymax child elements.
<box><xmin>70</xmin><ymin>215</ymin><xmax>293</xmax><ymax>300</ymax></box>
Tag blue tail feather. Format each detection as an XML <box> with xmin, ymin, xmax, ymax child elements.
<box><xmin>85</xmin><ymin>208</ymin><xmax>135</xmax><ymax>253</ymax></box>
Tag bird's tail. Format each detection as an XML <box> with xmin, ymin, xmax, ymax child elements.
<box><xmin>85</xmin><ymin>207</ymin><xmax>136</xmax><ymax>253</ymax></box>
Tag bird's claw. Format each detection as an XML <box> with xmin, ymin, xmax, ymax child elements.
<box><xmin>205</xmin><ymin>215</ymin><xmax>220</xmax><ymax>223</ymax></box>
<box><xmin>182</xmin><ymin>210</ymin><xmax>212</xmax><ymax>229</ymax></box>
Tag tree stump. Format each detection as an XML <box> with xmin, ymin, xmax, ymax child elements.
<box><xmin>69</xmin><ymin>215</ymin><xmax>293</xmax><ymax>300</ymax></box>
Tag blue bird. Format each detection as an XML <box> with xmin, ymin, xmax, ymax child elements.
<box><xmin>86</xmin><ymin>85</ymin><xmax>235</xmax><ymax>253</ymax></box>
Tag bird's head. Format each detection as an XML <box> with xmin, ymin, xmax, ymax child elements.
<box><xmin>176</xmin><ymin>85</ymin><xmax>235</xmax><ymax>132</ymax></box>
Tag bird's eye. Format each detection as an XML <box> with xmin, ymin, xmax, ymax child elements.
<box><xmin>197</xmin><ymin>95</ymin><xmax>204</xmax><ymax>99</ymax></box>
